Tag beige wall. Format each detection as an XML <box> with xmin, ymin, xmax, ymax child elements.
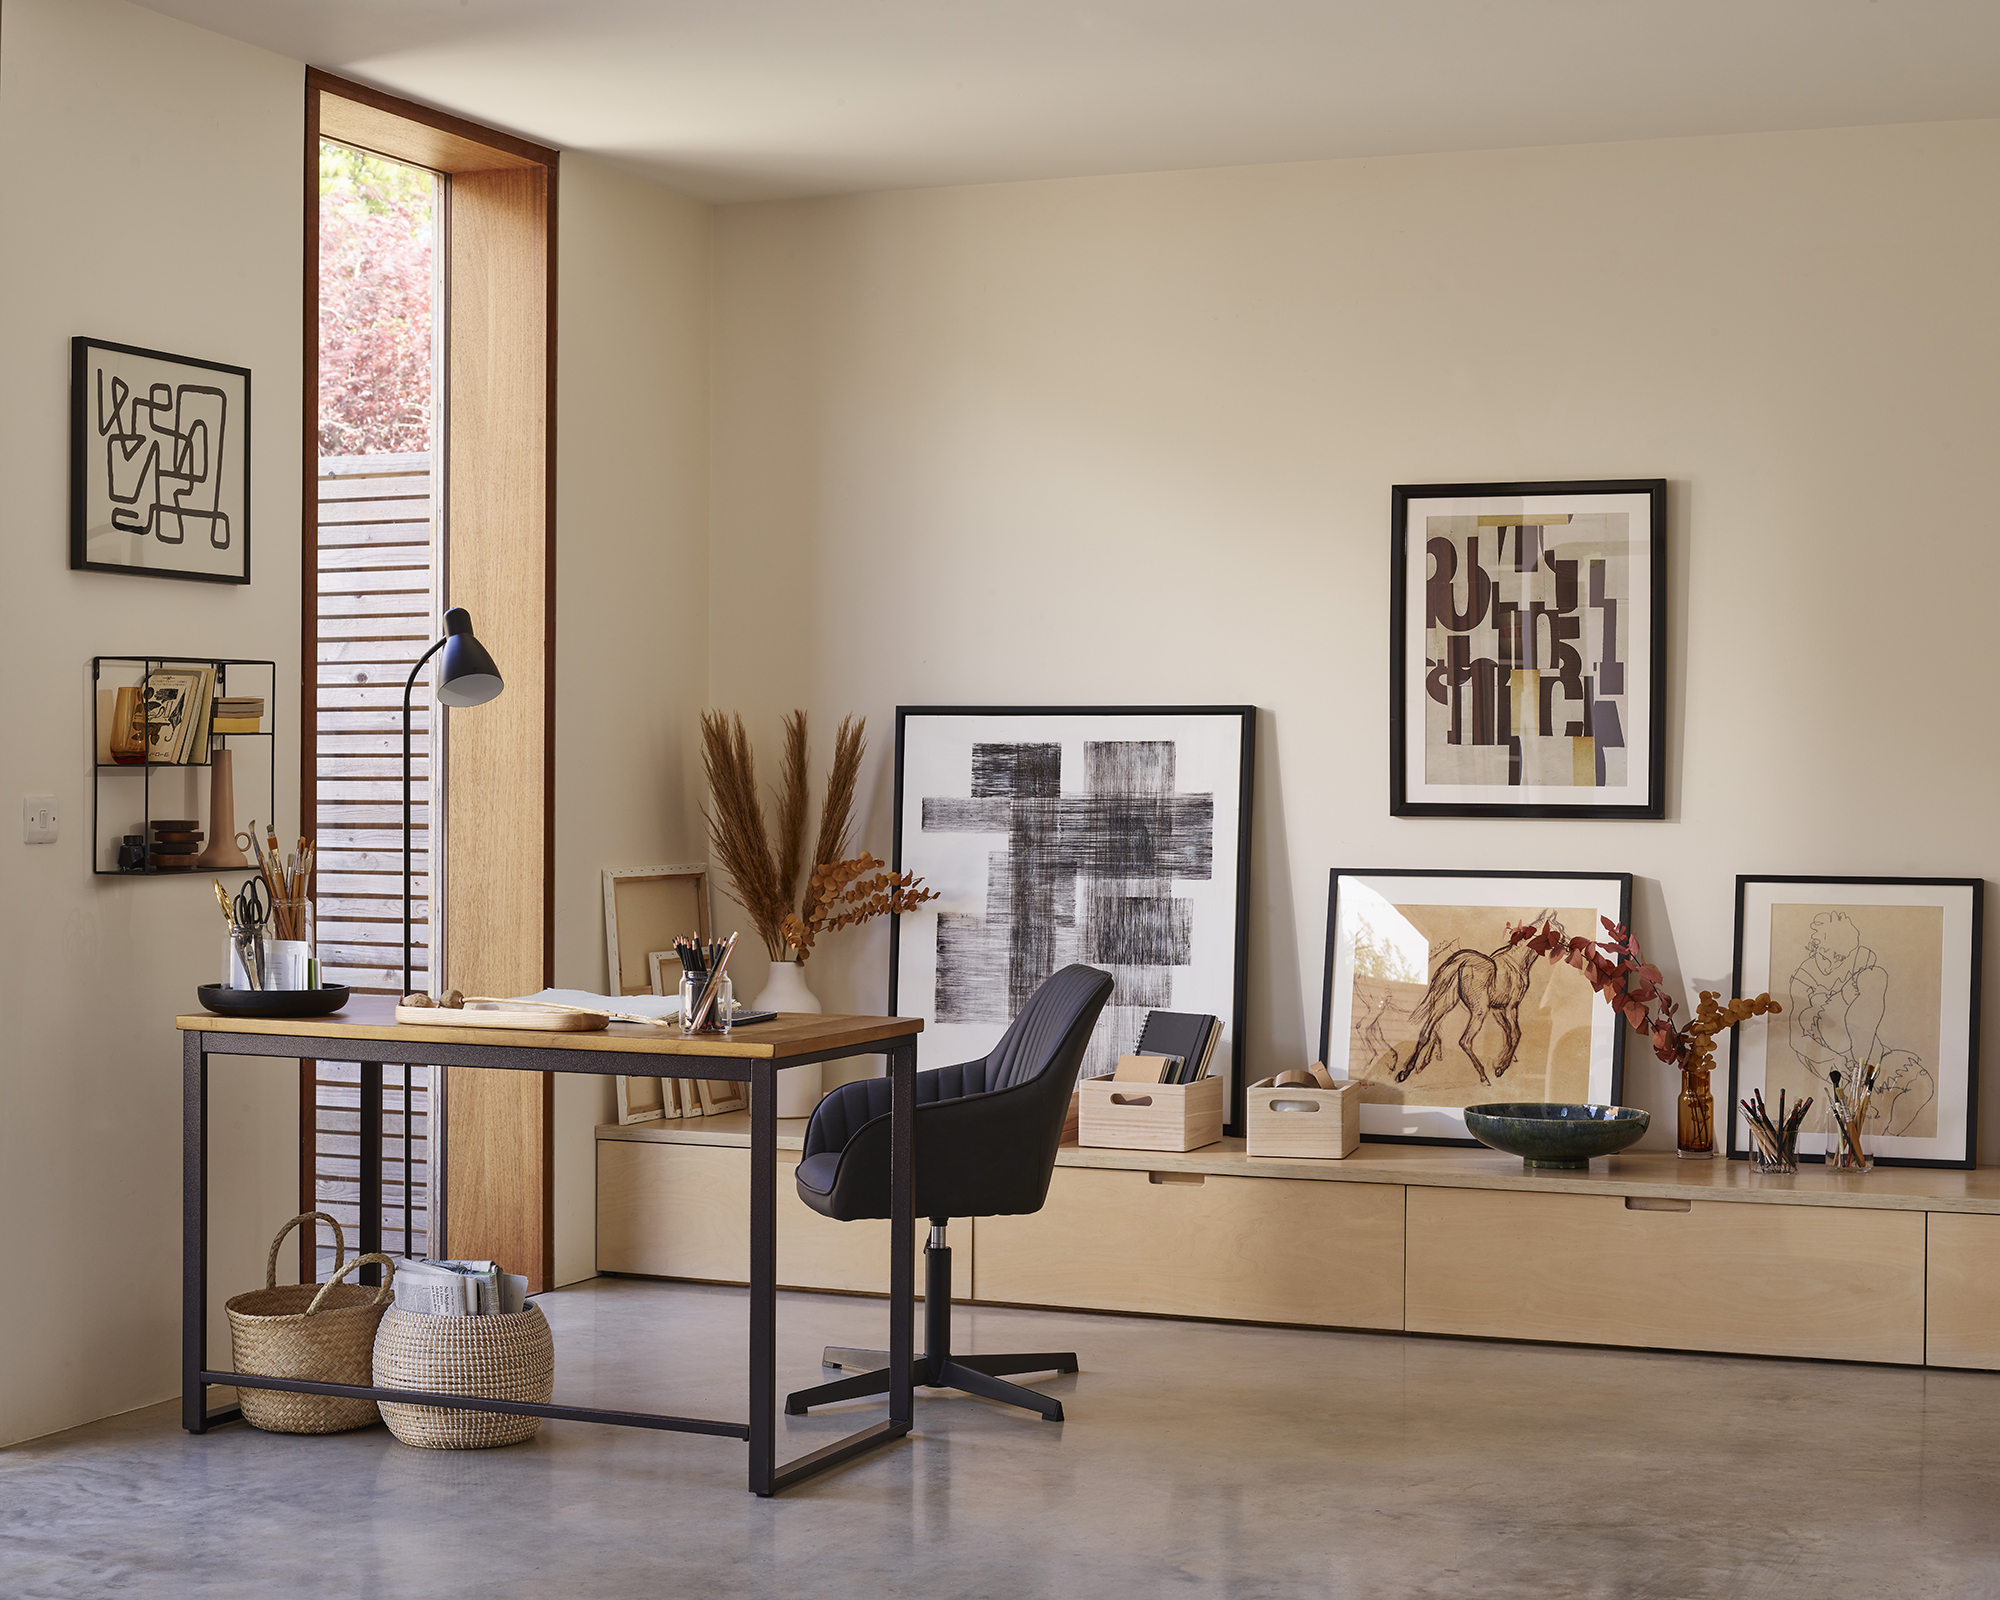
<box><xmin>0</xmin><ymin>0</ymin><xmax>305</xmax><ymax>1446</ymax></box>
<box><xmin>710</xmin><ymin>121</ymin><xmax>2000</xmax><ymax>1153</ymax></box>
<box><xmin>550</xmin><ymin>153</ymin><xmax>710</xmax><ymax>1285</ymax></box>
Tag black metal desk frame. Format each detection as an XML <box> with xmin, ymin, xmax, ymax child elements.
<box><xmin>181</xmin><ymin>1020</ymin><xmax>918</xmax><ymax>1496</ymax></box>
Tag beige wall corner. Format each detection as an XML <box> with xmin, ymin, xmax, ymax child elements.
<box><xmin>551</xmin><ymin>153</ymin><xmax>712</xmax><ymax>1285</ymax></box>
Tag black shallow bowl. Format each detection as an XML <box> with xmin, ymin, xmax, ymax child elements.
<box><xmin>197</xmin><ymin>983</ymin><xmax>351</xmax><ymax>1019</ymax></box>
<box><xmin>1463</xmin><ymin>1102</ymin><xmax>1650</xmax><ymax>1170</ymax></box>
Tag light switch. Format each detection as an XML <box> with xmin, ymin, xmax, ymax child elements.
<box><xmin>23</xmin><ymin>795</ymin><xmax>57</xmax><ymax>844</ymax></box>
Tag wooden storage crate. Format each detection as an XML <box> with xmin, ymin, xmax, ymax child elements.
<box><xmin>1244</xmin><ymin>1076</ymin><xmax>1363</xmax><ymax>1159</ymax></box>
<box><xmin>1078</xmin><ymin>1074</ymin><xmax>1225</xmax><ymax>1152</ymax></box>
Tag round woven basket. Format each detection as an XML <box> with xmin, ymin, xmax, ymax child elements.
<box><xmin>372</xmin><ymin>1304</ymin><xmax>554</xmax><ymax>1449</ymax></box>
<box><xmin>224</xmin><ymin>1213</ymin><xmax>396</xmax><ymax>1435</ymax></box>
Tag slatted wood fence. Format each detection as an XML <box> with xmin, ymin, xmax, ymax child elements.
<box><xmin>311</xmin><ymin>451</ymin><xmax>435</xmax><ymax>1275</ymax></box>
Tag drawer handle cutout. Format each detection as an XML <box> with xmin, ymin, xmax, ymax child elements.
<box><xmin>1625</xmin><ymin>1196</ymin><xmax>1691</xmax><ymax>1212</ymax></box>
<box><xmin>1270</xmin><ymin>1099</ymin><xmax>1321</xmax><ymax>1113</ymax></box>
<box><xmin>1149</xmin><ymin>1171</ymin><xmax>1205</xmax><ymax>1186</ymax></box>
<box><xmin>1110</xmin><ymin>1093</ymin><xmax>1153</xmax><ymax>1107</ymax></box>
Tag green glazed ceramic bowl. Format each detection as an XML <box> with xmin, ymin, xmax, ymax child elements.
<box><xmin>1462</xmin><ymin>1102</ymin><xmax>1650</xmax><ymax>1170</ymax></box>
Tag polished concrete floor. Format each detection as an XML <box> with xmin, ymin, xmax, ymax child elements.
<box><xmin>5</xmin><ymin>1277</ymin><xmax>1999</xmax><ymax>1599</ymax></box>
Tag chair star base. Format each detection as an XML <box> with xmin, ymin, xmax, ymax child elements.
<box><xmin>785</xmin><ymin>1237</ymin><xmax>1076</xmax><ymax>1422</ymax></box>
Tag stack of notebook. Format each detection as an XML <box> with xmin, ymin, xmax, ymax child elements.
<box><xmin>1131</xmin><ymin>1010</ymin><xmax>1223</xmax><ymax>1084</ymax></box>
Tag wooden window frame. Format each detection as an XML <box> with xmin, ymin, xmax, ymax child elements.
<box><xmin>303</xmin><ymin>70</ymin><xmax>559</xmax><ymax>1288</ymax></box>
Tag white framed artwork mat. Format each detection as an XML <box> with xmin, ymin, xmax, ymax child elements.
<box><xmin>1319</xmin><ymin>868</ymin><xmax>1633</xmax><ymax>1146</ymax></box>
<box><xmin>1729</xmin><ymin>875</ymin><xmax>1981</xmax><ymax>1170</ymax></box>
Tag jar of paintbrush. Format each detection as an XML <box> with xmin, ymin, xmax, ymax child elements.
<box><xmin>1821</xmin><ymin>1065</ymin><xmax>1876</xmax><ymax>1174</ymax></box>
<box><xmin>1739</xmin><ymin>1086</ymin><xmax>1811</xmax><ymax>1175</ymax></box>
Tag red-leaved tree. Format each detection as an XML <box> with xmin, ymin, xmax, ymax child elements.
<box><xmin>318</xmin><ymin>147</ymin><xmax>433</xmax><ymax>457</ymax></box>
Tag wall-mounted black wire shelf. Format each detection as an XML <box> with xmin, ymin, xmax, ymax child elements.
<box><xmin>91</xmin><ymin>655</ymin><xmax>277</xmax><ymax>876</ymax></box>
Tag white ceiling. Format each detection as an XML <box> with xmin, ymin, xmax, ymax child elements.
<box><xmin>135</xmin><ymin>0</ymin><xmax>2000</xmax><ymax>202</ymax></box>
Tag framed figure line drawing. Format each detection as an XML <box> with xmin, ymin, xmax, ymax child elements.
<box><xmin>1391</xmin><ymin>479</ymin><xmax>1666</xmax><ymax>819</ymax></box>
<box><xmin>71</xmin><ymin>337</ymin><xmax>251</xmax><ymax>584</ymax></box>
<box><xmin>890</xmin><ymin>705</ymin><xmax>1255</xmax><ymax>1133</ymax></box>
<box><xmin>1728</xmin><ymin>876</ymin><xmax>1982</xmax><ymax>1169</ymax></box>
<box><xmin>1319</xmin><ymin>868</ymin><xmax>1633</xmax><ymax>1146</ymax></box>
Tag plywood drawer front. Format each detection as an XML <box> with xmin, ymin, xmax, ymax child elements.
<box><xmin>974</xmin><ymin>1166</ymin><xmax>1404</xmax><ymax>1329</ymax></box>
<box><xmin>1406</xmin><ymin>1186</ymin><xmax>1925</xmax><ymax>1364</ymax></box>
<box><xmin>595</xmin><ymin>1139</ymin><xmax>953</xmax><ymax>1293</ymax></box>
<box><xmin>597</xmin><ymin>1140</ymin><xmax>747</xmax><ymax>1280</ymax></box>
<box><xmin>1925</xmin><ymin>1213</ymin><xmax>2000</xmax><ymax>1370</ymax></box>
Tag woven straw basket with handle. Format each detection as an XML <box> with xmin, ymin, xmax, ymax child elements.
<box><xmin>224</xmin><ymin>1213</ymin><xmax>396</xmax><ymax>1435</ymax></box>
<box><xmin>373</xmin><ymin>1304</ymin><xmax>554</xmax><ymax>1449</ymax></box>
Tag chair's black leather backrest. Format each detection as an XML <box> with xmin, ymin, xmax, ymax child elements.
<box><xmin>795</xmin><ymin>962</ymin><xmax>1114</xmax><ymax>1221</ymax></box>
<box><xmin>984</xmin><ymin>962</ymin><xmax>1117</xmax><ymax>1092</ymax></box>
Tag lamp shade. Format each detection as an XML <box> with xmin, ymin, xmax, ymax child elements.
<box><xmin>435</xmin><ymin>607</ymin><xmax>504</xmax><ymax>707</ymax></box>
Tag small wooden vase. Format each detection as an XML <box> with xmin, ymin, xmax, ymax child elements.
<box><xmin>195</xmin><ymin>748</ymin><xmax>250</xmax><ymax>869</ymax></box>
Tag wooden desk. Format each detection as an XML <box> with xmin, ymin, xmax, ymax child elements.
<box><xmin>177</xmin><ymin>997</ymin><xmax>922</xmax><ymax>1496</ymax></box>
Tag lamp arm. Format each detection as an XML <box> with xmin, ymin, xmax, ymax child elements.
<box><xmin>403</xmin><ymin>636</ymin><xmax>449</xmax><ymax>997</ymax></box>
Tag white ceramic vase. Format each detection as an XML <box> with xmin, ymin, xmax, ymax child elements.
<box><xmin>754</xmin><ymin>960</ymin><xmax>824</xmax><ymax>1117</ymax></box>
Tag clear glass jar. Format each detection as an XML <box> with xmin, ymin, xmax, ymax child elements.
<box><xmin>678</xmin><ymin>974</ymin><xmax>733</xmax><ymax>1036</ymax></box>
<box><xmin>1822</xmin><ymin>1096</ymin><xmax>1874</xmax><ymax>1174</ymax></box>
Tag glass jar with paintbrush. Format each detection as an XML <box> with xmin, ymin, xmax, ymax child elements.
<box><xmin>1822</xmin><ymin>1065</ymin><xmax>1877</xmax><ymax>1174</ymax></box>
<box><xmin>675</xmin><ymin>932</ymin><xmax>739</xmax><ymax>1035</ymax></box>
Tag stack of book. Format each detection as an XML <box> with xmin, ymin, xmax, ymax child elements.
<box><xmin>212</xmin><ymin>695</ymin><xmax>264</xmax><ymax>734</ymax></box>
<box><xmin>1129</xmin><ymin>1009</ymin><xmax>1223</xmax><ymax>1084</ymax></box>
<box><xmin>138</xmin><ymin>666</ymin><xmax>218</xmax><ymax>764</ymax></box>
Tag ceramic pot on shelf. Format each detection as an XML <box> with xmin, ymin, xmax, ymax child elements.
<box><xmin>1677</xmin><ymin>1064</ymin><xmax>1715</xmax><ymax>1159</ymax></box>
<box><xmin>754</xmin><ymin>959</ymin><xmax>824</xmax><ymax>1118</ymax></box>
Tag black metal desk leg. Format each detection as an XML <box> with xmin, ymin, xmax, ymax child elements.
<box><xmin>359</xmin><ymin>1062</ymin><xmax>382</xmax><ymax>1284</ymax></box>
<box><xmin>887</xmin><ymin>1036</ymin><xmax>916</xmax><ymax>1428</ymax></box>
<box><xmin>181</xmin><ymin>1033</ymin><xmax>208</xmax><ymax>1433</ymax></box>
<box><xmin>747</xmin><ymin>1060</ymin><xmax>778</xmax><ymax>1496</ymax></box>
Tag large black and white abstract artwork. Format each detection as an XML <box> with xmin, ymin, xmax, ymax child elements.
<box><xmin>1391</xmin><ymin>480</ymin><xmax>1665</xmax><ymax>819</ymax></box>
<box><xmin>891</xmin><ymin>706</ymin><xmax>1255</xmax><ymax>1130</ymax></box>
<box><xmin>71</xmin><ymin>337</ymin><xmax>251</xmax><ymax>584</ymax></box>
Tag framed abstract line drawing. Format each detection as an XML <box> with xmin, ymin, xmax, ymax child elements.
<box><xmin>70</xmin><ymin>337</ymin><xmax>252</xmax><ymax>584</ymax></box>
<box><xmin>1390</xmin><ymin>479</ymin><xmax>1665</xmax><ymax>819</ymax></box>
<box><xmin>1318</xmin><ymin>868</ymin><xmax>1632</xmax><ymax>1146</ymax></box>
<box><xmin>1728</xmin><ymin>876</ymin><xmax>1982</xmax><ymax>1169</ymax></box>
<box><xmin>890</xmin><ymin>706</ymin><xmax>1256</xmax><ymax>1132</ymax></box>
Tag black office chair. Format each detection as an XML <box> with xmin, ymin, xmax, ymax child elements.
<box><xmin>784</xmin><ymin>962</ymin><xmax>1114</xmax><ymax>1422</ymax></box>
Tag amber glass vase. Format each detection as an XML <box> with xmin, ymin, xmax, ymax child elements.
<box><xmin>1677</xmin><ymin>1065</ymin><xmax>1716</xmax><ymax>1159</ymax></box>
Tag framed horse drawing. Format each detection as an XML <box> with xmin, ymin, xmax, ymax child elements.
<box><xmin>1319</xmin><ymin>868</ymin><xmax>1632</xmax><ymax>1146</ymax></box>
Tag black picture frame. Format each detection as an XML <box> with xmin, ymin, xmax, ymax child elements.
<box><xmin>70</xmin><ymin>336</ymin><xmax>252</xmax><ymax>585</ymax></box>
<box><xmin>1318</xmin><ymin>867</ymin><xmax>1633</xmax><ymax>1146</ymax></box>
<box><xmin>1390</xmin><ymin>478</ymin><xmax>1665</xmax><ymax>819</ymax></box>
<box><xmin>890</xmin><ymin>705</ymin><xmax>1257</xmax><ymax>1134</ymax></box>
<box><xmin>1727</xmin><ymin>875</ymin><xmax>1983</xmax><ymax>1170</ymax></box>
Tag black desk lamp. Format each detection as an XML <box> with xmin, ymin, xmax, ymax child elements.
<box><xmin>404</xmin><ymin>607</ymin><xmax>503</xmax><ymax>994</ymax></box>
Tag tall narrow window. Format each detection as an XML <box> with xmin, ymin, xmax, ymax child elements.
<box><xmin>307</xmin><ymin>143</ymin><xmax>440</xmax><ymax>1276</ymax></box>
<box><xmin>302</xmin><ymin>73</ymin><xmax>558</xmax><ymax>1289</ymax></box>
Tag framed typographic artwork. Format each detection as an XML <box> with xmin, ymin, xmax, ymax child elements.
<box><xmin>1318</xmin><ymin>868</ymin><xmax>1633</xmax><ymax>1146</ymax></box>
<box><xmin>70</xmin><ymin>337</ymin><xmax>252</xmax><ymax>584</ymax></box>
<box><xmin>1390</xmin><ymin>479</ymin><xmax>1666</xmax><ymax>819</ymax></box>
<box><xmin>1728</xmin><ymin>876</ymin><xmax>1982</xmax><ymax>1169</ymax></box>
<box><xmin>891</xmin><ymin>706</ymin><xmax>1255</xmax><ymax>1132</ymax></box>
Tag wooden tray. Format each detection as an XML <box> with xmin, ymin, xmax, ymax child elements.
<box><xmin>394</xmin><ymin>1002</ymin><xmax>610</xmax><ymax>1031</ymax></box>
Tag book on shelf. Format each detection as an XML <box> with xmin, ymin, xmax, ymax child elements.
<box><xmin>213</xmin><ymin>693</ymin><xmax>263</xmax><ymax>734</ymax></box>
<box><xmin>1134</xmin><ymin>1010</ymin><xmax>1222</xmax><ymax>1084</ymax></box>
<box><xmin>139</xmin><ymin>669</ymin><xmax>203</xmax><ymax>764</ymax></box>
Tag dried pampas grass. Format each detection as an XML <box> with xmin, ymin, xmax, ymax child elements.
<box><xmin>701</xmin><ymin>710</ymin><xmax>876</xmax><ymax>962</ymax></box>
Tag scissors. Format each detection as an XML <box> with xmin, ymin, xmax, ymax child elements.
<box><xmin>234</xmin><ymin>877</ymin><xmax>270</xmax><ymax>986</ymax></box>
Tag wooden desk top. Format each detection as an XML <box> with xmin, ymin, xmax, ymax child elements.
<box><xmin>179</xmin><ymin>993</ymin><xmax>921</xmax><ymax>1059</ymax></box>
<box><xmin>599</xmin><ymin>1113</ymin><xmax>2000</xmax><ymax>1214</ymax></box>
